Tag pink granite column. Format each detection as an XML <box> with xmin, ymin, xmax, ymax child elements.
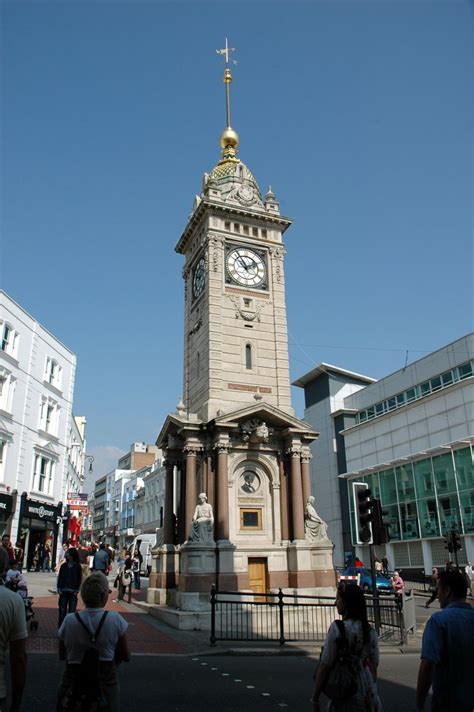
<box><xmin>301</xmin><ymin>450</ymin><xmax>312</xmax><ymax>508</ymax></box>
<box><xmin>163</xmin><ymin>459</ymin><xmax>175</xmax><ymax>545</ymax></box>
<box><xmin>184</xmin><ymin>447</ymin><xmax>197</xmax><ymax>538</ymax></box>
<box><xmin>216</xmin><ymin>445</ymin><xmax>229</xmax><ymax>540</ymax></box>
<box><xmin>289</xmin><ymin>447</ymin><xmax>304</xmax><ymax>540</ymax></box>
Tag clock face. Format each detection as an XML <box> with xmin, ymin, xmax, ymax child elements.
<box><xmin>192</xmin><ymin>257</ymin><xmax>206</xmax><ymax>299</ymax></box>
<box><xmin>226</xmin><ymin>247</ymin><xmax>266</xmax><ymax>288</ymax></box>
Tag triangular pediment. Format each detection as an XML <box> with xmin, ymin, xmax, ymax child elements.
<box><xmin>212</xmin><ymin>402</ymin><xmax>318</xmax><ymax>439</ymax></box>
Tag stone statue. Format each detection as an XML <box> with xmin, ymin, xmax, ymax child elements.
<box><xmin>188</xmin><ymin>493</ymin><xmax>214</xmax><ymax>544</ymax></box>
<box><xmin>304</xmin><ymin>496</ymin><xmax>329</xmax><ymax>542</ymax></box>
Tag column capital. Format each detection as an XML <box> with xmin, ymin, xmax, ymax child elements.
<box><xmin>285</xmin><ymin>446</ymin><xmax>301</xmax><ymax>459</ymax></box>
<box><xmin>183</xmin><ymin>445</ymin><xmax>200</xmax><ymax>457</ymax></box>
<box><xmin>301</xmin><ymin>450</ymin><xmax>312</xmax><ymax>464</ymax></box>
<box><xmin>213</xmin><ymin>438</ymin><xmax>230</xmax><ymax>454</ymax></box>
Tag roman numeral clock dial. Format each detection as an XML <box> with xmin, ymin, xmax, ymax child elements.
<box><xmin>226</xmin><ymin>247</ymin><xmax>266</xmax><ymax>288</ymax></box>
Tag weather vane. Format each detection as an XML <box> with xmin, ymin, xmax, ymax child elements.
<box><xmin>216</xmin><ymin>37</ymin><xmax>237</xmax><ymax>66</ymax></box>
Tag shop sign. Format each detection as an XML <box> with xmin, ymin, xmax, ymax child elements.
<box><xmin>67</xmin><ymin>493</ymin><xmax>88</xmax><ymax>514</ymax></box>
<box><xmin>24</xmin><ymin>498</ymin><xmax>60</xmax><ymax>522</ymax></box>
<box><xmin>0</xmin><ymin>493</ymin><xmax>13</xmax><ymax>517</ymax></box>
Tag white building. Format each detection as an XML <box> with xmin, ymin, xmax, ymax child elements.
<box><xmin>0</xmin><ymin>290</ymin><xmax>84</xmax><ymax>569</ymax></box>
<box><xmin>135</xmin><ymin>456</ymin><xmax>165</xmax><ymax>537</ymax></box>
<box><xmin>294</xmin><ymin>334</ymin><xmax>474</xmax><ymax>573</ymax></box>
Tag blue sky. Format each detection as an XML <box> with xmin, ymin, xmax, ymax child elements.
<box><xmin>2</xmin><ymin>1</ymin><xmax>472</xmax><ymax>489</ymax></box>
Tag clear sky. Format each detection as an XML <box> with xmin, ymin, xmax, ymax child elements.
<box><xmin>2</xmin><ymin>1</ymin><xmax>472</xmax><ymax>490</ymax></box>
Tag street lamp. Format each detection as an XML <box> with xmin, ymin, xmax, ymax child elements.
<box><xmin>85</xmin><ymin>455</ymin><xmax>94</xmax><ymax>473</ymax></box>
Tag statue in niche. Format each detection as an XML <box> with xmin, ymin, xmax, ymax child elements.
<box><xmin>304</xmin><ymin>496</ymin><xmax>329</xmax><ymax>542</ymax></box>
<box><xmin>188</xmin><ymin>493</ymin><xmax>214</xmax><ymax>544</ymax></box>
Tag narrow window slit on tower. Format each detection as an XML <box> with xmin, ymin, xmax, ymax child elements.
<box><xmin>245</xmin><ymin>344</ymin><xmax>252</xmax><ymax>370</ymax></box>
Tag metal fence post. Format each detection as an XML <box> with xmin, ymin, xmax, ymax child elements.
<box><xmin>278</xmin><ymin>588</ymin><xmax>285</xmax><ymax>646</ymax></box>
<box><xmin>210</xmin><ymin>585</ymin><xmax>216</xmax><ymax>646</ymax></box>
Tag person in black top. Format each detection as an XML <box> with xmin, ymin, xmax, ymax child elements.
<box><xmin>115</xmin><ymin>550</ymin><xmax>133</xmax><ymax>603</ymax></box>
<box><xmin>57</xmin><ymin>546</ymin><xmax>82</xmax><ymax>627</ymax></box>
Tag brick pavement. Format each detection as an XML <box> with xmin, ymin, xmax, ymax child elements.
<box><xmin>26</xmin><ymin>592</ymin><xmax>186</xmax><ymax>655</ymax></box>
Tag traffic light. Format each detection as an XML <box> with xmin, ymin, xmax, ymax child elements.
<box><xmin>452</xmin><ymin>530</ymin><xmax>462</xmax><ymax>552</ymax></box>
<box><xmin>353</xmin><ymin>482</ymin><xmax>373</xmax><ymax>544</ymax></box>
<box><xmin>443</xmin><ymin>531</ymin><xmax>453</xmax><ymax>553</ymax></box>
<box><xmin>372</xmin><ymin>499</ymin><xmax>390</xmax><ymax>545</ymax></box>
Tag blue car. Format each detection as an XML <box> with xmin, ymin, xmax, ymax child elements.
<box><xmin>338</xmin><ymin>566</ymin><xmax>394</xmax><ymax>593</ymax></box>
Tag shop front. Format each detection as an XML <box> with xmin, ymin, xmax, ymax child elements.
<box><xmin>17</xmin><ymin>494</ymin><xmax>62</xmax><ymax>572</ymax></box>
<box><xmin>0</xmin><ymin>492</ymin><xmax>14</xmax><ymax>537</ymax></box>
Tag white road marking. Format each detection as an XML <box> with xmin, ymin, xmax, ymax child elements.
<box><xmin>234</xmin><ymin>679</ymin><xmax>242</xmax><ymax>682</ymax></box>
<box><xmin>246</xmin><ymin>685</ymin><xmax>255</xmax><ymax>689</ymax></box>
<box><xmin>201</xmin><ymin>663</ymin><xmax>207</xmax><ymax>666</ymax></box>
<box><xmin>211</xmin><ymin>667</ymin><xmax>218</xmax><ymax>670</ymax></box>
<box><xmin>262</xmin><ymin>692</ymin><xmax>270</xmax><ymax>696</ymax></box>
<box><xmin>222</xmin><ymin>673</ymin><xmax>229</xmax><ymax>676</ymax></box>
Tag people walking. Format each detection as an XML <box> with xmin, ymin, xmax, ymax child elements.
<box><xmin>381</xmin><ymin>556</ymin><xmax>389</xmax><ymax>575</ymax></box>
<box><xmin>57</xmin><ymin>547</ymin><xmax>82</xmax><ymax>628</ymax></box>
<box><xmin>0</xmin><ymin>547</ymin><xmax>27</xmax><ymax>712</ymax></box>
<box><xmin>374</xmin><ymin>557</ymin><xmax>383</xmax><ymax>573</ymax></box>
<box><xmin>464</xmin><ymin>561</ymin><xmax>473</xmax><ymax>596</ymax></box>
<box><xmin>57</xmin><ymin>572</ymin><xmax>130</xmax><ymax>712</ymax></box>
<box><xmin>354</xmin><ymin>557</ymin><xmax>363</xmax><ymax>568</ymax></box>
<box><xmin>416</xmin><ymin>569</ymin><xmax>474</xmax><ymax>711</ymax></box>
<box><xmin>425</xmin><ymin>568</ymin><xmax>440</xmax><ymax>608</ymax></box>
<box><xmin>131</xmin><ymin>548</ymin><xmax>142</xmax><ymax>590</ymax></box>
<box><xmin>92</xmin><ymin>543</ymin><xmax>110</xmax><ymax>574</ymax></box>
<box><xmin>311</xmin><ymin>582</ymin><xmax>383</xmax><ymax>711</ymax></box>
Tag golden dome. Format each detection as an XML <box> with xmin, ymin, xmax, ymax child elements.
<box><xmin>220</xmin><ymin>127</ymin><xmax>239</xmax><ymax>150</ymax></box>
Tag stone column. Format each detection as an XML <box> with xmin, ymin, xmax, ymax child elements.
<box><xmin>177</xmin><ymin>466</ymin><xmax>186</xmax><ymax>544</ymax></box>
<box><xmin>163</xmin><ymin>459</ymin><xmax>175</xmax><ymax>545</ymax></box>
<box><xmin>279</xmin><ymin>455</ymin><xmax>289</xmax><ymax>541</ymax></box>
<box><xmin>289</xmin><ymin>447</ymin><xmax>304</xmax><ymax>540</ymax></box>
<box><xmin>207</xmin><ymin>451</ymin><xmax>215</xmax><ymax>512</ymax></box>
<box><xmin>301</xmin><ymin>449</ymin><xmax>312</xmax><ymax>507</ymax></box>
<box><xmin>216</xmin><ymin>444</ymin><xmax>229</xmax><ymax>540</ymax></box>
<box><xmin>184</xmin><ymin>446</ymin><xmax>198</xmax><ymax>538</ymax></box>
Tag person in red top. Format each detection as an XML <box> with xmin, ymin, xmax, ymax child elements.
<box><xmin>354</xmin><ymin>557</ymin><xmax>363</xmax><ymax>568</ymax></box>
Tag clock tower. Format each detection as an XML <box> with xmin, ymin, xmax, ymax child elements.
<box><xmin>151</xmin><ymin>43</ymin><xmax>335</xmax><ymax>613</ymax></box>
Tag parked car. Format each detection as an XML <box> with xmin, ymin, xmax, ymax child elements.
<box><xmin>338</xmin><ymin>566</ymin><xmax>394</xmax><ymax>593</ymax></box>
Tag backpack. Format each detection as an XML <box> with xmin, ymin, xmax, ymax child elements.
<box><xmin>57</xmin><ymin>611</ymin><xmax>108</xmax><ymax>712</ymax></box>
<box><xmin>321</xmin><ymin>620</ymin><xmax>359</xmax><ymax>701</ymax></box>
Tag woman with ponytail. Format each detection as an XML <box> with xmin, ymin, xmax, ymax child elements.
<box><xmin>311</xmin><ymin>582</ymin><xmax>383</xmax><ymax>711</ymax></box>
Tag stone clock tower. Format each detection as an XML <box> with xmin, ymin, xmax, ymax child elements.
<box><xmin>149</xmin><ymin>43</ymin><xmax>335</xmax><ymax>616</ymax></box>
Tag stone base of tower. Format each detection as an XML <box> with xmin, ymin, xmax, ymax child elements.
<box><xmin>287</xmin><ymin>540</ymin><xmax>337</xmax><ymax>593</ymax></box>
<box><xmin>147</xmin><ymin>544</ymin><xmax>180</xmax><ymax>606</ymax></box>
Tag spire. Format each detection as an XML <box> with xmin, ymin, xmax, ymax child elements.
<box><xmin>216</xmin><ymin>38</ymin><xmax>239</xmax><ymax>163</ymax></box>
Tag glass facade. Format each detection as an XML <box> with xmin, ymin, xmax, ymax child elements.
<box><xmin>348</xmin><ymin>445</ymin><xmax>473</xmax><ymax>544</ymax></box>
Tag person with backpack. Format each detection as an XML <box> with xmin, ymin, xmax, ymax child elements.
<box><xmin>57</xmin><ymin>547</ymin><xmax>82</xmax><ymax>628</ymax></box>
<box><xmin>311</xmin><ymin>582</ymin><xmax>383</xmax><ymax>711</ymax></box>
<box><xmin>57</xmin><ymin>572</ymin><xmax>130</xmax><ymax>712</ymax></box>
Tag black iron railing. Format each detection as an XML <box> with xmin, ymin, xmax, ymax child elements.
<box><xmin>210</xmin><ymin>587</ymin><xmax>406</xmax><ymax>646</ymax></box>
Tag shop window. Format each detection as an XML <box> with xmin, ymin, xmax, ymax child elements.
<box><xmin>240</xmin><ymin>508</ymin><xmax>262</xmax><ymax>530</ymax></box>
<box><xmin>379</xmin><ymin>469</ymin><xmax>397</xmax><ymax>505</ymax></box>
<box><xmin>459</xmin><ymin>491</ymin><xmax>474</xmax><ymax>533</ymax></box>
<box><xmin>438</xmin><ymin>496</ymin><xmax>461</xmax><ymax>532</ymax></box>
<box><xmin>418</xmin><ymin>499</ymin><xmax>440</xmax><ymax>537</ymax></box>
<box><xmin>365</xmin><ymin>472</ymin><xmax>381</xmax><ymax>499</ymax></box>
<box><xmin>395</xmin><ymin>463</ymin><xmax>416</xmax><ymax>502</ymax></box>
<box><xmin>413</xmin><ymin>458</ymin><xmax>434</xmax><ymax>499</ymax></box>
<box><xmin>400</xmin><ymin>501</ymin><xmax>419</xmax><ymax>540</ymax></box>
<box><xmin>433</xmin><ymin>453</ymin><xmax>456</xmax><ymax>495</ymax></box>
<box><xmin>454</xmin><ymin>448</ymin><xmax>474</xmax><ymax>492</ymax></box>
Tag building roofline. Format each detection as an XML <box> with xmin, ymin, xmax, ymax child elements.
<box><xmin>292</xmin><ymin>362</ymin><xmax>376</xmax><ymax>388</ymax></box>
<box><xmin>0</xmin><ymin>289</ymin><xmax>76</xmax><ymax>357</ymax></box>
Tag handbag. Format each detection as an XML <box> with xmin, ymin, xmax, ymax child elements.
<box><xmin>322</xmin><ymin>620</ymin><xmax>358</xmax><ymax>701</ymax></box>
<box><xmin>121</xmin><ymin>570</ymin><xmax>132</xmax><ymax>587</ymax></box>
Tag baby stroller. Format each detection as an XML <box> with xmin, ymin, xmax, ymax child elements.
<box><xmin>5</xmin><ymin>570</ymin><xmax>39</xmax><ymax>631</ymax></box>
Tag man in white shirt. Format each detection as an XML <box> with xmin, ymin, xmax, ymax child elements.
<box><xmin>0</xmin><ymin>547</ymin><xmax>27</xmax><ymax>712</ymax></box>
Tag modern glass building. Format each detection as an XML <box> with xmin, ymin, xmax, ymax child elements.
<box><xmin>294</xmin><ymin>334</ymin><xmax>474</xmax><ymax>572</ymax></box>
